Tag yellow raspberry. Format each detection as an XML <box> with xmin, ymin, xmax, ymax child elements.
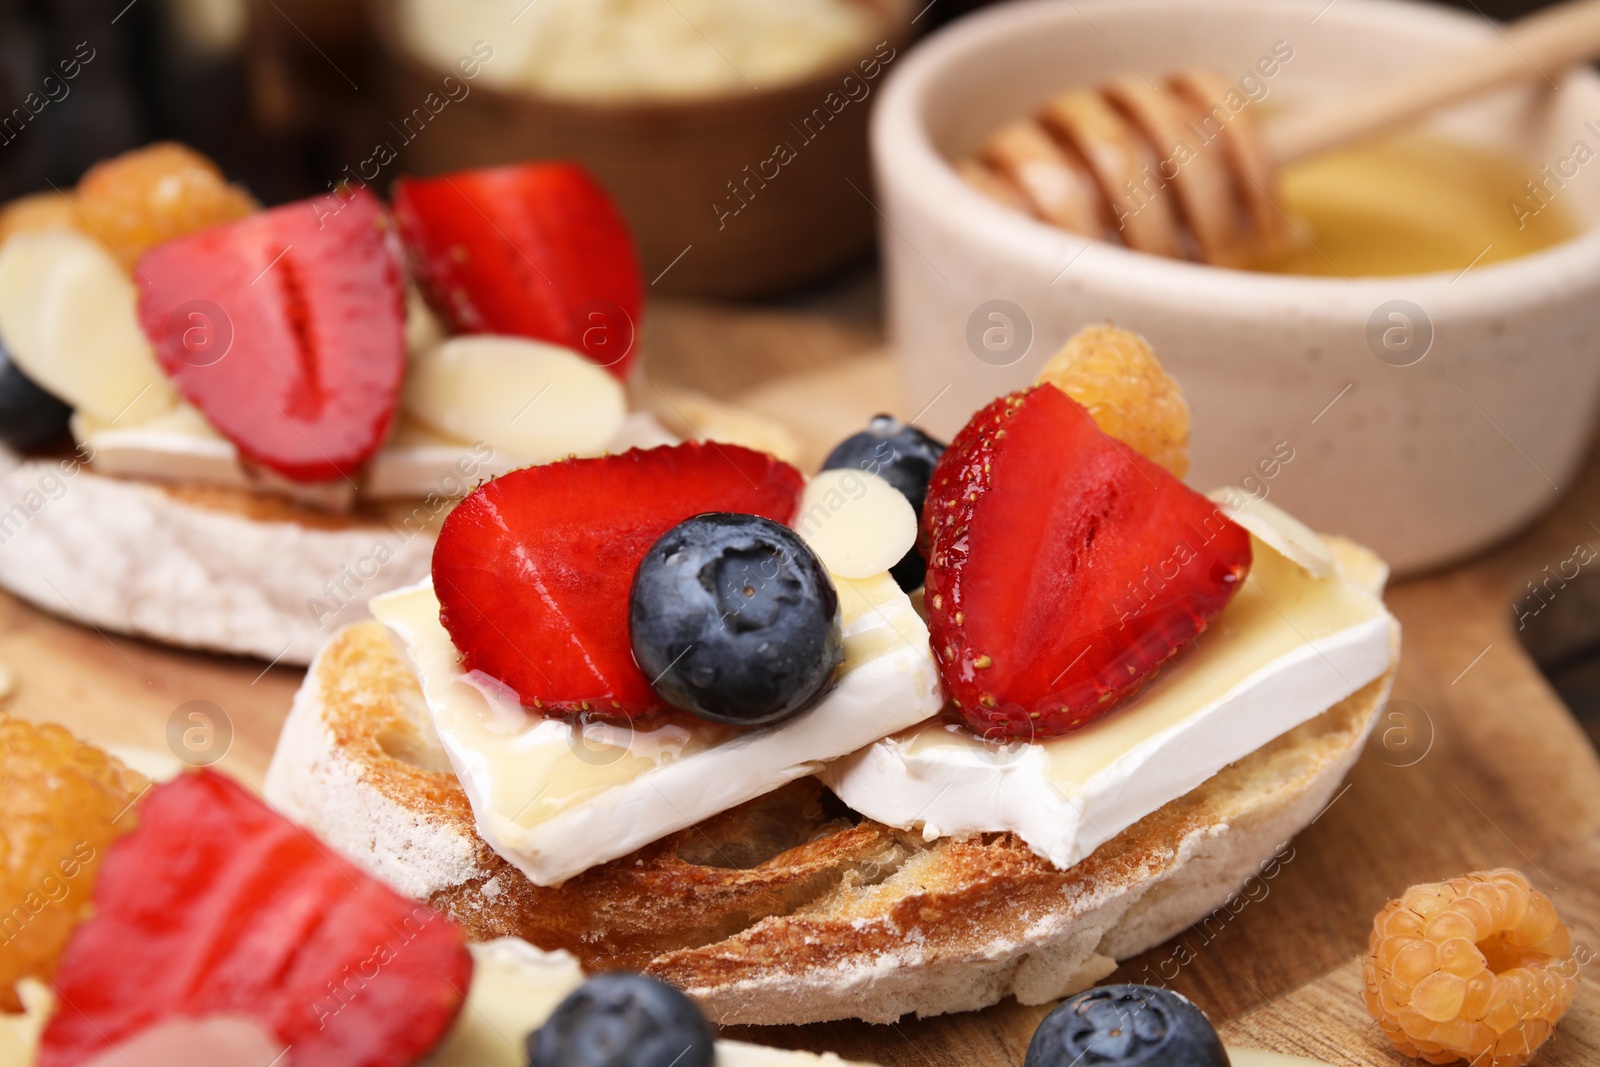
<box><xmin>0</xmin><ymin>191</ymin><xmax>89</xmax><ymax>248</ymax></box>
<box><xmin>1364</xmin><ymin>869</ymin><xmax>1577</xmax><ymax>1066</ymax></box>
<box><xmin>1034</xmin><ymin>325</ymin><xmax>1191</xmax><ymax>478</ymax></box>
<box><xmin>74</xmin><ymin>142</ymin><xmax>255</xmax><ymax>267</ymax></box>
<box><xmin>0</xmin><ymin>716</ymin><xmax>147</xmax><ymax>1011</ymax></box>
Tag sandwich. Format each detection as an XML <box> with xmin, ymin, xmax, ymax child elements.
<box><xmin>0</xmin><ymin>142</ymin><xmax>783</xmax><ymax>664</ymax></box>
<box><xmin>264</xmin><ymin>325</ymin><xmax>1401</xmax><ymax>1025</ymax></box>
<box><xmin>0</xmin><ymin>713</ymin><xmax>873</xmax><ymax>1066</ymax></box>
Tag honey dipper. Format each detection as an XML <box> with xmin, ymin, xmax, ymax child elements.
<box><xmin>959</xmin><ymin>0</ymin><xmax>1600</xmax><ymax>266</ymax></box>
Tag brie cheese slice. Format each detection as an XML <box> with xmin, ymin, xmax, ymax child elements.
<box><xmin>427</xmin><ymin>938</ymin><xmax>872</xmax><ymax>1067</ymax></box>
<box><xmin>821</xmin><ymin>532</ymin><xmax>1399</xmax><ymax>871</ymax></box>
<box><xmin>370</xmin><ymin>570</ymin><xmax>940</xmax><ymax>887</ymax></box>
<box><xmin>74</xmin><ymin>407</ymin><xmax>675</xmax><ymax>504</ymax></box>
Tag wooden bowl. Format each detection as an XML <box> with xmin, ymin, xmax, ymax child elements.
<box><xmin>367</xmin><ymin>0</ymin><xmax>914</xmax><ymax>297</ymax></box>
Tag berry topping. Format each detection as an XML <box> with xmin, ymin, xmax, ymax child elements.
<box><xmin>136</xmin><ymin>187</ymin><xmax>407</xmax><ymax>482</ymax></box>
<box><xmin>0</xmin><ymin>717</ymin><xmax>145</xmax><ymax>1013</ymax></box>
<box><xmin>631</xmin><ymin>513</ymin><xmax>842</xmax><ymax>726</ymax></box>
<box><xmin>922</xmin><ymin>385</ymin><xmax>1250</xmax><ymax>740</ymax></box>
<box><xmin>0</xmin><ymin>192</ymin><xmax>87</xmax><ymax>248</ymax></box>
<box><xmin>527</xmin><ymin>973</ymin><xmax>714</xmax><ymax>1067</ymax></box>
<box><xmin>1035</xmin><ymin>325</ymin><xmax>1191</xmax><ymax>478</ymax></box>
<box><xmin>393</xmin><ymin>162</ymin><xmax>643</xmax><ymax>378</ymax></box>
<box><xmin>38</xmin><ymin>769</ymin><xmax>472</xmax><ymax>1067</ymax></box>
<box><xmin>1363</xmin><ymin>869</ymin><xmax>1576</xmax><ymax>1067</ymax></box>
<box><xmin>0</xmin><ymin>335</ymin><xmax>71</xmax><ymax>450</ymax></box>
<box><xmin>1025</xmin><ymin>984</ymin><xmax>1229</xmax><ymax>1067</ymax></box>
<box><xmin>75</xmin><ymin>143</ymin><xmax>256</xmax><ymax>267</ymax></box>
<box><xmin>820</xmin><ymin>414</ymin><xmax>946</xmax><ymax>590</ymax></box>
<box><xmin>433</xmin><ymin>443</ymin><xmax>804</xmax><ymax>719</ymax></box>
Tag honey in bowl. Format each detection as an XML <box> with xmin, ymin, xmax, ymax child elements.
<box><xmin>1251</xmin><ymin>134</ymin><xmax>1582</xmax><ymax>277</ymax></box>
<box><xmin>962</xmin><ymin>84</ymin><xmax>1583</xmax><ymax>278</ymax></box>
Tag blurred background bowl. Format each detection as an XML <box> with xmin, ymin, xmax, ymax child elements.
<box><xmin>873</xmin><ymin>0</ymin><xmax>1600</xmax><ymax>574</ymax></box>
<box><xmin>368</xmin><ymin>0</ymin><xmax>915</xmax><ymax>298</ymax></box>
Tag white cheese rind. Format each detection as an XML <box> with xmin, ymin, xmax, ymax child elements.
<box><xmin>822</xmin><ymin>537</ymin><xmax>1399</xmax><ymax>871</ymax></box>
<box><xmin>74</xmin><ymin>409</ymin><xmax>678</xmax><ymax>503</ymax></box>
<box><xmin>371</xmin><ymin>574</ymin><xmax>940</xmax><ymax>887</ymax></box>
<box><xmin>73</xmin><ymin>409</ymin><xmax>357</xmax><ymax>511</ymax></box>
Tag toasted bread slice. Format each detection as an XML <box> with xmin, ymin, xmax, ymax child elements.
<box><xmin>0</xmin><ymin>410</ymin><xmax>755</xmax><ymax>664</ymax></box>
<box><xmin>265</xmin><ymin>614</ymin><xmax>1396</xmax><ymax>1025</ymax></box>
<box><xmin>0</xmin><ymin>455</ymin><xmax>438</xmax><ymax>664</ymax></box>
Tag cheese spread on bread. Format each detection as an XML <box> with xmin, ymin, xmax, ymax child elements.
<box><xmin>73</xmin><ymin>406</ymin><xmax>673</xmax><ymax>504</ymax></box>
<box><xmin>822</xmin><ymin>509</ymin><xmax>1399</xmax><ymax>871</ymax></box>
<box><xmin>370</xmin><ymin>570</ymin><xmax>940</xmax><ymax>886</ymax></box>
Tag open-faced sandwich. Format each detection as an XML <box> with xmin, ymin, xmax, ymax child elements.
<box><xmin>263</xmin><ymin>325</ymin><xmax>1401</xmax><ymax>1025</ymax></box>
<box><xmin>10</xmin><ymin>714</ymin><xmax>1577</xmax><ymax>1067</ymax></box>
<box><xmin>0</xmin><ymin>713</ymin><xmax>876</xmax><ymax>1066</ymax></box>
<box><xmin>0</xmin><ymin>143</ymin><xmax>788</xmax><ymax>664</ymax></box>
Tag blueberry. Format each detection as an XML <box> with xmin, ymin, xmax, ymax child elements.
<box><xmin>0</xmin><ymin>336</ymin><xmax>71</xmax><ymax>452</ymax></box>
<box><xmin>526</xmin><ymin>973</ymin><xmax>714</xmax><ymax>1067</ymax></box>
<box><xmin>630</xmin><ymin>512</ymin><xmax>842</xmax><ymax>726</ymax></box>
<box><xmin>819</xmin><ymin>415</ymin><xmax>946</xmax><ymax>591</ymax></box>
<box><xmin>1025</xmin><ymin>984</ymin><xmax>1230</xmax><ymax>1067</ymax></box>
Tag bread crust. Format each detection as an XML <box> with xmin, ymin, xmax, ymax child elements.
<box><xmin>0</xmin><ymin>456</ymin><xmax>437</xmax><ymax>664</ymax></box>
<box><xmin>265</xmin><ymin>619</ymin><xmax>1395</xmax><ymax>1025</ymax></box>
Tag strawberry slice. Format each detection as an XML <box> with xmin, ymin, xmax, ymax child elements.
<box><xmin>393</xmin><ymin>162</ymin><xmax>643</xmax><ymax>378</ymax></box>
<box><xmin>136</xmin><ymin>188</ymin><xmax>406</xmax><ymax>482</ymax></box>
<box><xmin>923</xmin><ymin>385</ymin><xmax>1251</xmax><ymax>740</ymax></box>
<box><xmin>434</xmin><ymin>442</ymin><xmax>804</xmax><ymax>718</ymax></box>
<box><xmin>38</xmin><ymin>770</ymin><xmax>471</xmax><ymax>1067</ymax></box>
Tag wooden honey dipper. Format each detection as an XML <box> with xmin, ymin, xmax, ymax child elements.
<box><xmin>959</xmin><ymin>0</ymin><xmax>1600</xmax><ymax>266</ymax></box>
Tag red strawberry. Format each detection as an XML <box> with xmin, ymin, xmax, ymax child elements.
<box><xmin>38</xmin><ymin>770</ymin><xmax>471</xmax><ymax>1067</ymax></box>
<box><xmin>434</xmin><ymin>442</ymin><xmax>803</xmax><ymax>718</ymax></box>
<box><xmin>393</xmin><ymin>163</ymin><xmax>643</xmax><ymax>378</ymax></box>
<box><xmin>136</xmin><ymin>187</ymin><xmax>406</xmax><ymax>482</ymax></box>
<box><xmin>923</xmin><ymin>385</ymin><xmax>1251</xmax><ymax>740</ymax></box>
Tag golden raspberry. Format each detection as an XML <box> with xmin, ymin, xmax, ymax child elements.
<box><xmin>0</xmin><ymin>191</ymin><xmax>89</xmax><ymax>248</ymax></box>
<box><xmin>0</xmin><ymin>716</ymin><xmax>147</xmax><ymax>1012</ymax></box>
<box><xmin>75</xmin><ymin>142</ymin><xmax>255</xmax><ymax>267</ymax></box>
<box><xmin>1034</xmin><ymin>325</ymin><xmax>1191</xmax><ymax>478</ymax></box>
<box><xmin>1363</xmin><ymin>869</ymin><xmax>1577</xmax><ymax>1066</ymax></box>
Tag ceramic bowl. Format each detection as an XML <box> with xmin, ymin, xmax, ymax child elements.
<box><xmin>873</xmin><ymin>0</ymin><xmax>1600</xmax><ymax>573</ymax></box>
<box><xmin>369</xmin><ymin>0</ymin><xmax>913</xmax><ymax>298</ymax></box>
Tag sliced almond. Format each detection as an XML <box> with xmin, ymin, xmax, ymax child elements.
<box><xmin>794</xmin><ymin>469</ymin><xmax>917</xmax><ymax>580</ymax></box>
<box><xmin>405</xmin><ymin>335</ymin><xmax>626</xmax><ymax>465</ymax></box>
<box><xmin>1209</xmin><ymin>488</ymin><xmax>1336</xmax><ymax>579</ymax></box>
<box><xmin>0</xmin><ymin>230</ymin><xmax>176</xmax><ymax>424</ymax></box>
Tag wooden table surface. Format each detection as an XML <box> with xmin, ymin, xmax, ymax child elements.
<box><xmin>5</xmin><ymin>293</ymin><xmax>1600</xmax><ymax>1066</ymax></box>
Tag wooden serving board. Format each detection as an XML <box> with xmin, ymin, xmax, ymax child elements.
<box><xmin>5</xmin><ymin>296</ymin><xmax>1600</xmax><ymax>1066</ymax></box>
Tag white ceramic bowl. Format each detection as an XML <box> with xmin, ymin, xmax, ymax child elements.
<box><xmin>873</xmin><ymin>0</ymin><xmax>1600</xmax><ymax>573</ymax></box>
